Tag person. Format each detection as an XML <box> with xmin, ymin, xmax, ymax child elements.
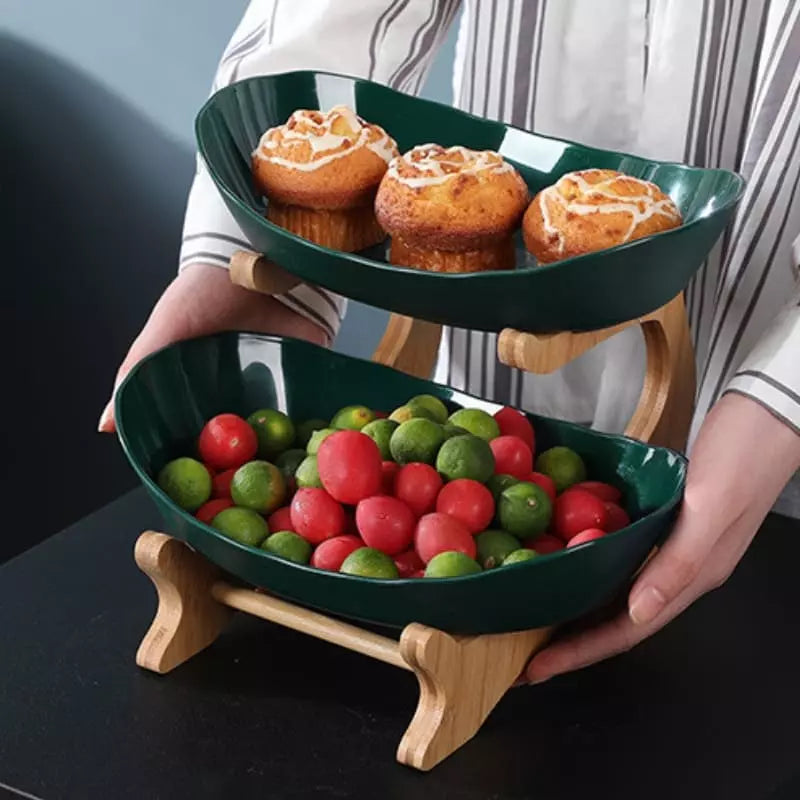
<box><xmin>99</xmin><ymin>0</ymin><xmax>800</xmax><ymax>683</ymax></box>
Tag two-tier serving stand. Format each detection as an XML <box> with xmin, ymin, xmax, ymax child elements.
<box><xmin>133</xmin><ymin>250</ymin><xmax>695</xmax><ymax>771</ymax></box>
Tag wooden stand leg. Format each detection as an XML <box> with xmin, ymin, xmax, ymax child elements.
<box><xmin>134</xmin><ymin>532</ymin><xmax>232</xmax><ymax>674</ymax></box>
<box><xmin>397</xmin><ymin>624</ymin><xmax>552</xmax><ymax>771</ymax></box>
<box><xmin>498</xmin><ymin>294</ymin><xmax>696</xmax><ymax>451</ymax></box>
<box><xmin>371</xmin><ymin>314</ymin><xmax>442</xmax><ymax>380</ymax></box>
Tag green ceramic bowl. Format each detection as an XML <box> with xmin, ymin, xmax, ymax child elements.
<box><xmin>116</xmin><ymin>333</ymin><xmax>686</xmax><ymax>634</ymax></box>
<box><xmin>196</xmin><ymin>71</ymin><xmax>744</xmax><ymax>333</ymax></box>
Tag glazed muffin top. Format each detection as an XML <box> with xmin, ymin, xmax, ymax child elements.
<box><xmin>375</xmin><ymin>144</ymin><xmax>529</xmax><ymax>251</ymax></box>
<box><xmin>252</xmin><ymin>105</ymin><xmax>399</xmax><ymax>210</ymax></box>
<box><xmin>523</xmin><ymin>168</ymin><xmax>682</xmax><ymax>263</ymax></box>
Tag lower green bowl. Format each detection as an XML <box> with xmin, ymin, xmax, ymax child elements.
<box><xmin>115</xmin><ymin>333</ymin><xmax>686</xmax><ymax>634</ymax></box>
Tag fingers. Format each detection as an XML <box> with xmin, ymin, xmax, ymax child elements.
<box><xmin>626</xmin><ymin>495</ymin><xmax>719</xmax><ymax>626</ymax></box>
<box><xmin>98</xmin><ymin>400</ymin><xmax>116</xmax><ymax>433</ymax></box>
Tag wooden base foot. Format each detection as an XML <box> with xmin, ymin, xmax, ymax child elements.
<box><xmin>134</xmin><ymin>532</ymin><xmax>232</xmax><ymax>674</ymax></box>
<box><xmin>397</xmin><ymin>624</ymin><xmax>552</xmax><ymax>771</ymax></box>
<box><xmin>134</xmin><ymin>532</ymin><xmax>551</xmax><ymax>770</ymax></box>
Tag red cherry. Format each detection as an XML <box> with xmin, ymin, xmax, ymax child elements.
<box><xmin>493</xmin><ymin>406</ymin><xmax>535</xmax><ymax>452</ymax></box>
<box><xmin>290</xmin><ymin>488</ymin><xmax>346</xmax><ymax>545</ymax></box>
<box><xmin>490</xmin><ymin>436</ymin><xmax>533</xmax><ymax>479</ymax></box>
<box><xmin>317</xmin><ymin>430</ymin><xmax>383</xmax><ymax>505</ymax></box>
<box><xmin>435</xmin><ymin>479</ymin><xmax>495</xmax><ymax>534</ymax></box>
<box><xmin>553</xmin><ymin>490</ymin><xmax>609</xmax><ymax>542</ymax></box>
<box><xmin>198</xmin><ymin>414</ymin><xmax>258</xmax><ymax>471</ymax></box>
<box><xmin>567</xmin><ymin>528</ymin><xmax>607</xmax><ymax>547</ymax></box>
<box><xmin>414</xmin><ymin>513</ymin><xmax>476</xmax><ymax>563</ymax></box>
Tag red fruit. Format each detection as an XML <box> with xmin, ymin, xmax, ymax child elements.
<box><xmin>604</xmin><ymin>501</ymin><xmax>631</xmax><ymax>532</ymax></box>
<box><xmin>198</xmin><ymin>413</ymin><xmax>258</xmax><ymax>471</ymax></box>
<box><xmin>317</xmin><ymin>430</ymin><xmax>382</xmax><ymax>505</ymax></box>
<box><xmin>373</xmin><ymin>410</ymin><xmax>389</xmax><ymax>419</ymax></box>
<box><xmin>569</xmin><ymin>481</ymin><xmax>622</xmax><ymax>504</ymax></box>
<box><xmin>211</xmin><ymin>468</ymin><xmax>236</xmax><ymax>499</ymax></box>
<box><xmin>394</xmin><ymin>549</ymin><xmax>425</xmax><ymax>578</ymax></box>
<box><xmin>356</xmin><ymin>496</ymin><xmax>416</xmax><ymax>555</ymax></box>
<box><xmin>414</xmin><ymin>513</ymin><xmax>476</xmax><ymax>563</ymax></box>
<box><xmin>489</xmin><ymin>436</ymin><xmax>533</xmax><ymax>479</ymax></box>
<box><xmin>290</xmin><ymin>488</ymin><xmax>346</xmax><ymax>545</ymax></box>
<box><xmin>527</xmin><ymin>472</ymin><xmax>557</xmax><ymax>505</ymax></box>
<box><xmin>568</xmin><ymin>528</ymin><xmax>607</xmax><ymax>547</ymax></box>
<box><xmin>553</xmin><ymin>489</ymin><xmax>609</xmax><ymax>542</ymax></box>
<box><xmin>394</xmin><ymin>463</ymin><xmax>442</xmax><ymax>517</ymax></box>
<box><xmin>381</xmin><ymin>461</ymin><xmax>400</xmax><ymax>495</ymax></box>
<box><xmin>525</xmin><ymin>533</ymin><xmax>565</xmax><ymax>555</ymax></box>
<box><xmin>195</xmin><ymin>498</ymin><xmax>233</xmax><ymax>524</ymax></box>
<box><xmin>267</xmin><ymin>506</ymin><xmax>295</xmax><ymax>533</ymax></box>
<box><xmin>493</xmin><ymin>406</ymin><xmax>535</xmax><ymax>451</ymax></box>
<box><xmin>311</xmin><ymin>535</ymin><xmax>363</xmax><ymax>571</ymax></box>
<box><xmin>410</xmin><ymin>569</ymin><xmax>426</xmax><ymax>578</ymax></box>
<box><xmin>435</xmin><ymin>479</ymin><xmax>494</xmax><ymax>534</ymax></box>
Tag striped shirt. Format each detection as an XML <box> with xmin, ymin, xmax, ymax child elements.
<box><xmin>180</xmin><ymin>0</ymin><xmax>800</xmax><ymax>451</ymax></box>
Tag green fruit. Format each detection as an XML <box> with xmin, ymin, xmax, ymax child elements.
<box><xmin>247</xmin><ymin>408</ymin><xmax>295</xmax><ymax>457</ymax></box>
<box><xmin>331</xmin><ymin>404</ymin><xmax>375</xmax><ymax>431</ymax></box>
<box><xmin>435</xmin><ymin>435</ymin><xmax>495</xmax><ymax>483</ymax></box>
<box><xmin>475</xmin><ymin>530</ymin><xmax>521</xmax><ymax>569</ymax></box>
<box><xmin>230</xmin><ymin>460</ymin><xmax>286</xmax><ymax>514</ymax></box>
<box><xmin>306</xmin><ymin>427</ymin><xmax>336</xmax><ymax>455</ymax></box>
<box><xmin>157</xmin><ymin>457</ymin><xmax>211</xmax><ymax>512</ymax></box>
<box><xmin>486</xmin><ymin>473</ymin><xmax>521</xmax><ymax>502</ymax></box>
<box><xmin>503</xmin><ymin>549</ymin><xmax>539</xmax><ymax>566</ymax></box>
<box><xmin>407</xmin><ymin>394</ymin><xmax>448</xmax><ymax>424</ymax></box>
<box><xmin>498</xmin><ymin>482</ymin><xmax>552</xmax><ymax>539</ymax></box>
<box><xmin>361</xmin><ymin>418</ymin><xmax>399</xmax><ymax>460</ymax></box>
<box><xmin>211</xmin><ymin>507</ymin><xmax>269</xmax><ymax>547</ymax></box>
<box><xmin>275</xmin><ymin>448</ymin><xmax>307</xmax><ymax>482</ymax></box>
<box><xmin>447</xmin><ymin>408</ymin><xmax>501</xmax><ymax>441</ymax></box>
<box><xmin>296</xmin><ymin>418</ymin><xmax>329</xmax><ymax>447</ymax></box>
<box><xmin>390</xmin><ymin>418</ymin><xmax>445</xmax><ymax>465</ymax></box>
<box><xmin>295</xmin><ymin>455</ymin><xmax>323</xmax><ymax>489</ymax></box>
<box><xmin>535</xmin><ymin>446</ymin><xmax>587</xmax><ymax>493</ymax></box>
<box><xmin>340</xmin><ymin>547</ymin><xmax>399</xmax><ymax>579</ymax></box>
<box><xmin>442</xmin><ymin>423</ymin><xmax>469</xmax><ymax>440</ymax></box>
<box><xmin>389</xmin><ymin>404</ymin><xmax>437</xmax><ymax>424</ymax></box>
<box><xmin>261</xmin><ymin>531</ymin><xmax>312</xmax><ymax>564</ymax></box>
<box><xmin>424</xmin><ymin>551</ymin><xmax>482</xmax><ymax>578</ymax></box>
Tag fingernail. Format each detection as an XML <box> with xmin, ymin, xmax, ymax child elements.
<box><xmin>629</xmin><ymin>585</ymin><xmax>666</xmax><ymax>625</ymax></box>
<box><xmin>97</xmin><ymin>402</ymin><xmax>112</xmax><ymax>432</ymax></box>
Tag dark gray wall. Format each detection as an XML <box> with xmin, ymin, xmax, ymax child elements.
<box><xmin>0</xmin><ymin>10</ymin><xmax>458</xmax><ymax>561</ymax></box>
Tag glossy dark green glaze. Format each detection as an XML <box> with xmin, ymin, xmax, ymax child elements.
<box><xmin>195</xmin><ymin>71</ymin><xmax>744</xmax><ymax>333</ymax></box>
<box><xmin>116</xmin><ymin>333</ymin><xmax>686</xmax><ymax>634</ymax></box>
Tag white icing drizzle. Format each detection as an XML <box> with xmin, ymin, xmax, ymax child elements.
<box><xmin>252</xmin><ymin>105</ymin><xmax>397</xmax><ymax>172</ymax></box>
<box><xmin>539</xmin><ymin>170</ymin><xmax>681</xmax><ymax>254</ymax></box>
<box><xmin>386</xmin><ymin>144</ymin><xmax>514</xmax><ymax>188</ymax></box>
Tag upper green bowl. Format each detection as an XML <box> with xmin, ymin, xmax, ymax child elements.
<box><xmin>196</xmin><ymin>71</ymin><xmax>744</xmax><ymax>333</ymax></box>
<box><xmin>116</xmin><ymin>332</ymin><xmax>686</xmax><ymax>634</ymax></box>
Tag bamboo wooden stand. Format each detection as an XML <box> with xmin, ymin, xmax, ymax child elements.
<box><xmin>134</xmin><ymin>250</ymin><xmax>696</xmax><ymax>771</ymax></box>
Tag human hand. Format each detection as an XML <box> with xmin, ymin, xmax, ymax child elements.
<box><xmin>524</xmin><ymin>392</ymin><xmax>800</xmax><ymax>683</ymax></box>
<box><xmin>97</xmin><ymin>263</ymin><xmax>329</xmax><ymax>433</ymax></box>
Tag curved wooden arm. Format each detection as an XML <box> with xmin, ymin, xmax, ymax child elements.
<box><xmin>498</xmin><ymin>295</ymin><xmax>696</xmax><ymax>450</ymax></box>
<box><xmin>229</xmin><ymin>250</ymin><xmax>302</xmax><ymax>295</ymax></box>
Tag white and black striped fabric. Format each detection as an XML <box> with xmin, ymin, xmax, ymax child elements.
<box><xmin>179</xmin><ymin>0</ymin><xmax>800</xmax><ymax>449</ymax></box>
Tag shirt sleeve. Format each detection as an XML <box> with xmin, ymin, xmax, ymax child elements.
<box><xmin>179</xmin><ymin>0</ymin><xmax>461</xmax><ymax>339</ymax></box>
<box><xmin>723</xmin><ymin>279</ymin><xmax>800</xmax><ymax>435</ymax></box>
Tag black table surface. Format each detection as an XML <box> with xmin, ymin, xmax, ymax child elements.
<box><xmin>1</xmin><ymin>489</ymin><xmax>799</xmax><ymax>800</ymax></box>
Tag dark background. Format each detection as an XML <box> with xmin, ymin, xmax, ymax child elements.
<box><xmin>1</xmin><ymin>37</ymin><xmax>191</xmax><ymax>562</ymax></box>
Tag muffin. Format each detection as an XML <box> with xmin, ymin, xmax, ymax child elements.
<box><xmin>523</xmin><ymin>168</ymin><xmax>682</xmax><ymax>264</ymax></box>
<box><xmin>252</xmin><ymin>105</ymin><xmax>399</xmax><ymax>251</ymax></box>
<box><xmin>374</xmin><ymin>144</ymin><xmax>529</xmax><ymax>273</ymax></box>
